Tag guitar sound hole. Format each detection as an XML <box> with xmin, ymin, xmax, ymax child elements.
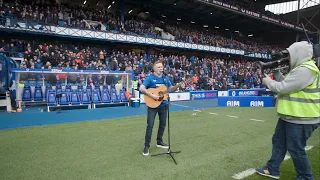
<box><xmin>158</xmin><ymin>91</ymin><xmax>164</xmax><ymax>97</ymax></box>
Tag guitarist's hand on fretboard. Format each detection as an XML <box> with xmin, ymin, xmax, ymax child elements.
<box><xmin>176</xmin><ymin>78</ymin><xmax>192</xmax><ymax>89</ymax></box>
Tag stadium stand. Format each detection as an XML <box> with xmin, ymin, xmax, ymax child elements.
<box><xmin>0</xmin><ymin>0</ymin><xmax>282</xmax><ymax>54</ymax></box>
<box><xmin>1</xmin><ymin>0</ymin><xmax>313</xmax><ymax>112</ymax></box>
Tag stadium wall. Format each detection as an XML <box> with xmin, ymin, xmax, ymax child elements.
<box><xmin>138</xmin><ymin>88</ymin><xmax>274</xmax><ymax>107</ymax></box>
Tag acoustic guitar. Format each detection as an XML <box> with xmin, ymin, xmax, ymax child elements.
<box><xmin>143</xmin><ymin>79</ymin><xmax>191</xmax><ymax>108</ymax></box>
<box><xmin>143</xmin><ymin>84</ymin><xmax>169</xmax><ymax>108</ymax></box>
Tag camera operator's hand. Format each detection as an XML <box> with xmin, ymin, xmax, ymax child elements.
<box><xmin>271</xmin><ymin>69</ymin><xmax>281</xmax><ymax>74</ymax></box>
<box><xmin>262</xmin><ymin>74</ymin><xmax>273</xmax><ymax>86</ymax></box>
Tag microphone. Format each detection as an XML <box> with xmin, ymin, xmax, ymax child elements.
<box><xmin>161</xmin><ymin>71</ymin><xmax>167</xmax><ymax>85</ymax></box>
<box><xmin>161</xmin><ymin>70</ymin><xmax>167</xmax><ymax>76</ymax></box>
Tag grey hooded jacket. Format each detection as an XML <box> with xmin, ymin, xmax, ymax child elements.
<box><xmin>263</xmin><ymin>41</ymin><xmax>320</xmax><ymax>124</ymax></box>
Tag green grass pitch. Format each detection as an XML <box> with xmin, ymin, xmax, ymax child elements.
<box><xmin>0</xmin><ymin>107</ymin><xmax>319</xmax><ymax>180</ymax></box>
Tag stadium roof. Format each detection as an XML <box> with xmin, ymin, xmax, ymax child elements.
<box><xmin>282</xmin><ymin>4</ymin><xmax>320</xmax><ymax>33</ymax></box>
<box><xmin>61</xmin><ymin>0</ymin><xmax>314</xmax><ymax>46</ymax></box>
<box><xmin>265</xmin><ymin>0</ymin><xmax>319</xmax><ymax>14</ymax></box>
<box><xmin>257</xmin><ymin>0</ymin><xmax>320</xmax><ymax>33</ymax></box>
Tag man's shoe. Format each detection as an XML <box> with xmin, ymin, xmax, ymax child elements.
<box><xmin>143</xmin><ymin>147</ymin><xmax>149</xmax><ymax>156</ymax></box>
<box><xmin>156</xmin><ymin>142</ymin><xmax>169</xmax><ymax>149</ymax></box>
<box><xmin>255</xmin><ymin>168</ymin><xmax>280</xmax><ymax>179</ymax></box>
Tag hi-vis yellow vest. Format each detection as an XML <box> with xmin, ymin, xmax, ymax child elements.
<box><xmin>133</xmin><ymin>81</ymin><xmax>138</xmax><ymax>89</ymax></box>
<box><xmin>277</xmin><ymin>60</ymin><xmax>320</xmax><ymax>118</ymax></box>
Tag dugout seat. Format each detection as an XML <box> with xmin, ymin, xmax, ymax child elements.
<box><xmin>45</xmin><ymin>85</ymin><xmax>52</xmax><ymax>99</ymax></box>
<box><xmin>56</xmin><ymin>84</ymin><xmax>62</xmax><ymax>91</ymax></box>
<box><xmin>110</xmin><ymin>89</ymin><xmax>120</xmax><ymax>103</ymax></box>
<box><xmin>101</xmin><ymin>90</ymin><xmax>111</xmax><ymax>103</ymax></box>
<box><xmin>59</xmin><ymin>92</ymin><xmax>69</xmax><ymax>105</ymax></box>
<box><xmin>77</xmin><ymin>85</ymin><xmax>83</xmax><ymax>91</ymax></box>
<box><xmin>92</xmin><ymin>89</ymin><xmax>101</xmax><ymax>104</ymax></box>
<box><xmin>86</xmin><ymin>85</ymin><xmax>92</xmax><ymax>96</ymax></box>
<box><xmin>22</xmin><ymin>86</ymin><xmax>32</xmax><ymax>101</ymax></box>
<box><xmin>70</xmin><ymin>91</ymin><xmax>80</xmax><ymax>105</ymax></box>
<box><xmin>47</xmin><ymin>90</ymin><xmax>57</xmax><ymax>106</ymax></box>
<box><xmin>80</xmin><ymin>91</ymin><xmax>91</xmax><ymax>105</ymax></box>
<box><xmin>66</xmin><ymin>84</ymin><xmax>72</xmax><ymax>91</ymax></box>
<box><xmin>119</xmin><ymin>89</ymin><xmax>128</xmax><ymax>102</ymax></box>
<box><xmin>33</xmin><ymin>85</ymin><xmax>43</xmax><ymax>101</ymax></box>
<box><xmin>94</xmin><ymin>84</ymin><xmax>101</xmax><ymax>96</ymax></box>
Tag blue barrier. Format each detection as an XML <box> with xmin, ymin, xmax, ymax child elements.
<box><xmin>11</xmin><ymin>68</ymin><xmax>134</xmax><ymax>75</ymax></box>
<box><xmin>190</xmin><ymin>90</ymin><xmax>218</xmax><ymax>100</ymax></box>
<box><xmin>218</xmin><ymin>96</ymin><xmax>274</xmax><ymax>107</ymax></box>
<box><xmin>228</xmin><ymin>88</ymin><xmax>266</xmax><ymax>97</ymax></box>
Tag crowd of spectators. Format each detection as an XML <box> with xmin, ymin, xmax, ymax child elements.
<box><xmin>0</xmin><ymin>0</ymin><xmax>291</xmax><ymax>91</ymax></box>
<box><xmin>0</xmin><ymin>0</ymin><xmax>283</xmax><ymax>54</ymax></box>
<box><xmin>0</xmin><ymin>38</ymin><xmax>277</xmax><ymax>91</ymax></box>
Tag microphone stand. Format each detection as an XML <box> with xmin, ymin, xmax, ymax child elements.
<box><xmin>151</xmin><ymin>95</ymin><xmax>181</xmax><ymax>165</ymax></box>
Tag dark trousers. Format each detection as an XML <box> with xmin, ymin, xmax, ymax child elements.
<box><xmin>266</xmin><ymin>118</ymin><xmax>319</xmax><ymax>180</ymax></box>
<box><xmin>9</xmin><ymin>90</ymin><xmax>16</xmax><ymax>110</ymax></box>
<box><xmin>144</xmin><ymin>105</ymin><xmax>168</xmax><ymax>148</ymax></box>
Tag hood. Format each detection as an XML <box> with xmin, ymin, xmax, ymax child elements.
<box><xmin>286</xmin><ymin>41</ymin><xmax>313</xmax><ymax>69</ymax></box>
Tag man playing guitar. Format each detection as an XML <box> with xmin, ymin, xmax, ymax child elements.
<box><xmin>139</xmin><ymin>61</ymin><xmax>182</xmax><ymax>156</ymax></box>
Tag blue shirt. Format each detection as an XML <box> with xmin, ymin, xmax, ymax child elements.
<box><xmin>143</xmin><ymin>74</ymin><xmax>173</xmax><ymax>108</ymax></box>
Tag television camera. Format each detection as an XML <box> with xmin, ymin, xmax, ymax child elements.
<box><xmin>257</xmin><ymin>24</ymin><xmax>320</xmax><ymax>72</ymax></box>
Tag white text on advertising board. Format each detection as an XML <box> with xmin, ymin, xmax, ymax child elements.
<box><xmin>250</xmin><ymin>101</ymin><xmax>264</xmax><ymax>107</ymax></box>
<box><xmin>227</xmin><ymin>101</ymin><xmax>240</xmax><ymax>106</ymax></box>
<box><xmin>239</xmin><ymin>91</ymin><xmax>257</xmax><ymax>96</ymax></box>
<box><xmin>192</xmin><ymin>93</ymin><xmax>206</xmax><ymax>98</ymax></box>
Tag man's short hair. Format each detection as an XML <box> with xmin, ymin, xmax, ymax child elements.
<box><xmin>153</xmin><ymin>60</ymin><xmax>163</xmax><ymax>66</ymax></box>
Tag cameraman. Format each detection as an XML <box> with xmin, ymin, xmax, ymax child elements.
<box><xmin>256</xmin><ymin>41</ymin><xmax>319</xmax><ymax>180</ymax></box>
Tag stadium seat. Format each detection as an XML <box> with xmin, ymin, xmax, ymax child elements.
<box><xmin>45</xmin><ymin>85</ymin><xmax>52</xmax><ymax>99</ymax></box>
<box><xmin>86</xmin><ymin>85</ymin><xmax>92</xmax><ymax>96</ymax></box>
<box><xmin>56</xmin><ymin>88</ymin><xmax>62</xmax><ymax>94</ymax></box>
<box><xmin>59</xmin><ymin>92</ymin><xmax>69</xmax><ymax>105</ymax></box>
<box><xmin>47</xmin><ymin>90</ymin><xmax>57</xmax><ymax>106</ymax></box>
<box><xmin>22</xmin><ymin>86</ymin><xmax>32</xmax><ymax>101</ymax></box>
<box><xmin>66</xmin><ymin>84</ymin><xmax>72</xmax><ymax>91</ymax></box>
<box><xmin>29</xmin><ymin>80</ymin><xmax>36</xmax><ymax>86</ymax></box>
<box><xmin>77</xmin><ymin>85</ymin><xmax>83</xmax><ymax>91</ymax></box>
<box><xmin>66</xmin><ymin>88</ymin><xmax>72</xmax><ymax>99</ymax></box>
<box><xmin>94</xmin><ymin>85</ymin><xmax>101</xmax><ymax>96</ymax></box>
<box><xmin>33</xmin><ymin>86</ymin><xmax>43</xmax><ymax>101</ymax></box>
<box><xmin>110</xmin><ymin>84</ymin><xmax>116</xmax><ymax>92</ymax></box>
<box><xmin>92</xmin><ymin>89</ymin><xmax>101</xmax><ymax>104</ymax></box>
<box><xmin>80</xmin><ymin>91</ymin><xmax>91</xmax><ymax>105</ymax></box>
<box><xmin>119</xmin><ymin>89</ymin><xmax>129</xmax><ymax>102</ymax></box>
<box><xmin>101</xmin><ymin>91</ymin><xmax>111</xmax><ymax>103</ymax></box>
<box><xmin>70</xmin><ymin>91</ymin><xmax>80</xmax><ymax>105</ymax></box>
<box><xmin>110</xmin><ymin>89</ymin><xmax>120</xmax><ymax>103</ymax></box>
<box><xmin>56</xmin><ymin>84</ymin><xmax>62</xmax><ymax>93</ymax></box>
<box><xmin>102</xmin><ymin>85</ymin><xmax>108</xmax><ymax>90</ymax></box>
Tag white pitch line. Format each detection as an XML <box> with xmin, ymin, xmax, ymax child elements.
<box><xmin>232</xmin><ymin>146</ymin><xmax>314</xmax><ymax>179</ymax></box>
<box><xmin>171</xmin><ymin>103</ymin><xmax>194</xmax><ymax>109</ymax></box>
<box><xmin>209</xmin><ymin>112</ymin><xmax>218</xmax><ymax>115</ymax></box>
<box><xmin>232</xmin><ymin>168</ymin><xmax>256</xmax><ymax>180</ymax></box>
<box><xmin>284</xmin><ymin>155</ymin><xmax>291</xmax><ymax>160</ymax></box>
<box><xmin>305</xmin><ymin>145</ymin><xmax>313</xmax><ymax>151</ymax></box>
<box><xmin>227</xmin><ymin>115</ymin><xmax>239</xmax><ymax>118</ymax></box>
<box><xmin>249</xmin><ymin>119</ymin><xmax>265</xmax><ymax>122</ymax></box>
